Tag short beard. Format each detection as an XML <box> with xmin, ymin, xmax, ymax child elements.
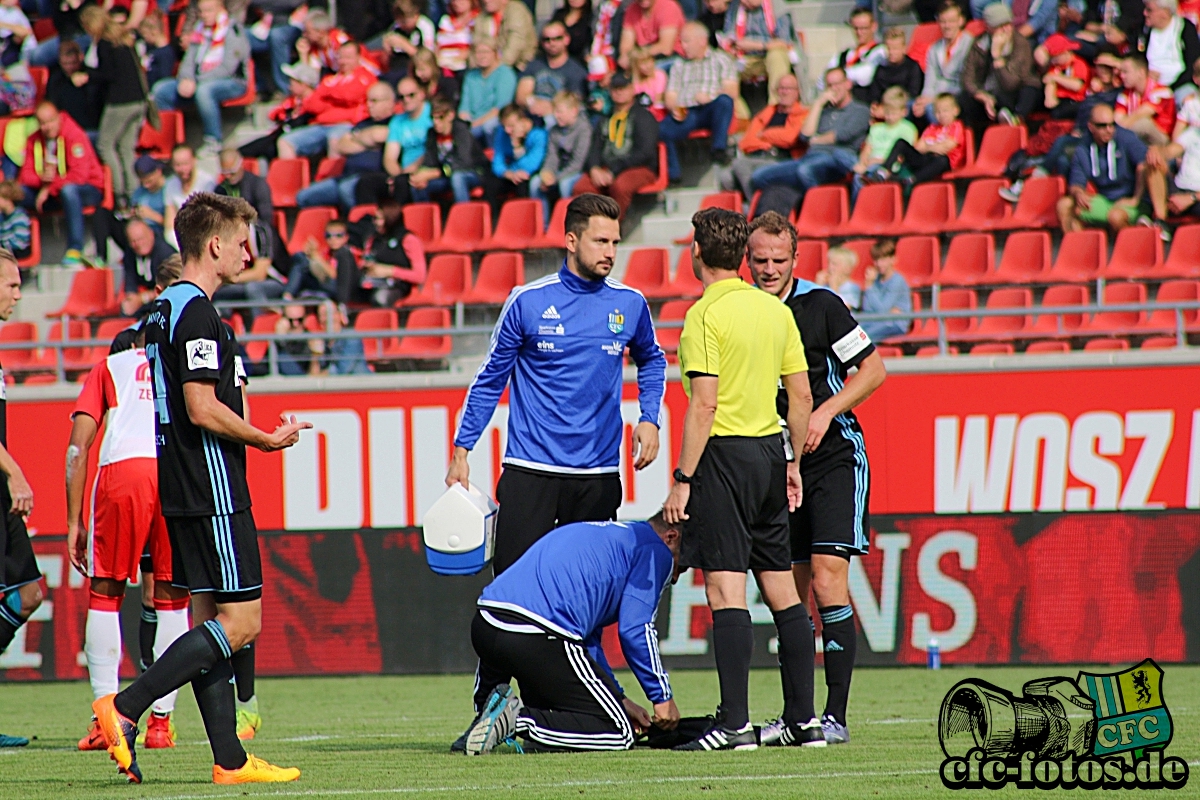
<box><xmin>573</xmin><ymin>255</ymin><xmax>611</xmax><ymax>281</ymax></box>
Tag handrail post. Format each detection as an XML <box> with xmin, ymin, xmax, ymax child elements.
<box><xmin>1176</xmin><ymin>307</ymin><xmax>1185</xmax><ymax>347</ymax></box>
<box><xmin>268</xmin><ymin>340</ymin><xmax>278</xmax><ymax>377</ymax></box>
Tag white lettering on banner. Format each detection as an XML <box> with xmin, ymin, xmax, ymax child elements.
<box><xmin>0</xmin><ymin>555</ymin><xmax>61</xmax><ymax>670</ymax></box>
<box><xmin>911</xmin><ymin>530</ymin><xmax>977</xmax><ymax>653</ymax></box>
<box><xmin>1120</xmin><ymin>411</ymin><xmax>1173</xmax><ymax>509</ymax></box>
<box><xmin>1188</xmin><ymin>410</ymin><xmax>1200</xmax><ymax>509</ymax></box>
<box><xmin>848</xmin><ymin>533</ymin><xmax>910</xmax><ymax>652</ymax></box>
<box><xmin>657</xmin><ymin>568</ymin><xmax>775</xmax><ymax>656</ymax></box>
<box><xmin>1009</xmin><ymin>413</ymin><xmax>1069</xmax><ymax>513</ymax></box>
<box><xmin>282</xmin><ymin>411</ymin><xmax>363</xmax><ymax>530</ymax></box>
<box><xmin>934</xmin><ymin>415</ymin><xmax>1017</xmax><ymax>513</ymax></box>
<box><xmin>1067</xmin><ymin>412</ymin><xmax>1123</xmax><ymax>511</ymax></box>
<box><xmin>412</xmin><ymin>407</ymin><xmax>450</xmax><ymax>525</ymax></box>
<box><xmin>936</xmin><ymin>410</ymin><xmax>1176</xmax><ymax>513</ymax></box>
<box><xmin>369</xmin><ymin>409</ymin><xmax>408</xmax><ymax>528</ymax></box>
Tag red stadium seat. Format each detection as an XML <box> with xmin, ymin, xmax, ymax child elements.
<box><xmin>221</xmin><ymin>60</ymin><xmax>257</xmax><ymax>108</ymax></box>
<box><xmin>1103</xmin><ymin>225</ymin><xmax>1163</xmax><ymax>278</ymax></box>
<box><xmin>46</xmin><ymin>269</ymin><xmax>114</xmax><ymax>318</ymax></box>
<box><xmin>655</xmin><ymin>299</ymin><xmax>694</xmax><ymax>361</ymax></box>
<box><xmin>1163</xmin><ymin>224</ymin><xmax>1200</xmax><ymax>276</ymax></box>
<box><xmin>794</xmin><ymin>185</ymin><xmax>848</xmax><ymax>238</ymax></box>
<box><xmin>401</xmin><ymin>254</ymin><xmax>471</xmax><ymax>306</ymax></box>
<box><xmin>399</xmin><ymin>203</ymin><xmax>439</xmax><ymax>249</ymax></box>
<box><xmin>0</xmin><ymin>321</ymin><xmax>38</xmax><ymax>370</ymax></box>
<box><xmin>939</xmin><ymin>233</ymin><xmax>994</xmax><ymax>285</ymax></box>
<box><xmin>1086</xmin><ymin>282</ymin><xmax>1148</xmax><ymax>332</ymax></box>
<box><xmin>463</xmin><ymin>252</ymin><xmax>524</xmax><ymax>305</ymax></box>
<box><xmin>485</xmin><ymin>199</ymin><xmax>544</xmax><ymax>251</ymax></box>
<box><xmin>936</xmin><ymin>288</ymin><xmax>978</xmax><ymax>336</ymax></box>
<box><xmin>875</xmin><ymin>344</ymin><xmax>904</xmax><ymax>357</ymax></box>
<box><xmin>286</xmin><ymin>206</ymin><xmax>338</xmax><ymax>254</ymax></box>
<box><xmin>916</xmin><ymin>345</ymin><xmax>960</xmax><ymax>356</ymax></box>
<box><xmin>842</xmin><ymin>183</ymin><xmax>903</xmax><ymax>236</ymax></box>
<box><xmin>637</xmin><ymin>143</ymin><xmax>669</xmax><ymax>195</ymax></box>
<box><xmin>664</xmin><ymin>249</ymin><xmax>704</xmax><ymax>298</ymax></box>
<box><xmin>975</xmin><ymin>288</ymin><xmax>1032</xmax><ymax>339</ymax></box>
<box><xmin>242</xmin><ymin>157</ymin><xmax>260</xmax><ymax>175</ymax></box>
<box><xmin>1083</xmin><ymin>337</ymin><xmax>1130</xmax><ymax>351</ymax></box>
<box><xmin>970</xmin><ymin>342</ymin><xmax>1015</xmax><ymax>355</ymax></box>
<box><xmin>351</xmin><ymin>204</ymin><xmax>379</xmax><ymax>224</ymax></box>
<box><xmin>996</xmin><ymin>175</ymin><xmax>1065</xmax><ymax>230</ymax></box>
<box><xmin>83</xmin><ymin>318</ymin><xmax>133</xmax><ymax>365</ymax></box>
<box><xmin>895</xmin><ymin>235</ymin><xmax>940</xmax><ymax>287</ymax></box>
<box><xmin>535</xmin><ymin>197</ymin><xmax>570</xmax><ymax>249</ymax></box>
<box><xmin>901</xmin><ymin>182</ymin><xmax>956</xmax><ymax>234</ymax></box>
<box><xmin>949</xmin><ymin>179</ymin><xmax>1011</xmax><ymax>230</ymax></box>
<box><xmin>428</xmin><ymin>202</ymin><xmax>491</xmax><ymax>252</ymax></box>
<box><xmin>1028</xmin><ymin>284</ymin><xmax>1089</xmax><ymax>336</ymax></box>
<box><xmin>1142</xmin><ymin>280</ymin><xmax>1200</xmax><ymax>331</ymax></box>
<box><xmin>243</xmin><ymin>312</ymin><xmax>281</xmax><ymax>365</ymax></box>
<box><xmin>136</xmin><ymin>110</ymin><xmax>185</xmax><ymax>159</ymax></box>
<box><xmin>314</xmin><ymin>157</ymin><xmax>345</xmax><ymax>182</ymax></box>
<box><xmin>907</xmin><ymin>22</ymin><xmax>941</xmax><ymax>67</ymax></box>
<box><xmin>386</xmin><ymin>307</ymin><xmax>453</xmax><ymax>359</ymax></box>
<box><xmin>794</xmin><ymin>240</ymin><xmax>828</xmax><ymax>282</ymax></box>
<box><xmin>18</xmin><ymin>217</ymin><xmax>41</xmax><ymax>268</ymax></box>
<box><xmin>354</xmin><ymin>308</ymin><xmax>401</xmax><ymax>361</ymax></box>
<box><xmin>675</xmin><ymin>192</ymin><xmax>743</xmax><ymax>244</ymax></box>
<box><xmin>267</xmin><ymin>158</ymin><xmax>310</xmax><ymax>208</ymax></box>
<box><xmin>946</xmin><ymin>125</ymin><xmax>1026</xmax><ymax>178</ymax></box>
<box><xmin>1026</xmin><ymin>340</ymin><xmax>1071</xmax><ymax>353</ymax></box>
<box><xmin>988</xmin><ymin>230</ymin><xmax>1052</xmax><ymax>283</ymax></box>
<box><xmin>32</xmin><ymin>17</ymin><xmax>55</xmax><ymax>41</ymax></box>
<box><xmin>623</xmin><ymin>248</ymin><xmax>671</xmax><ymax>296</ymax></box>
<box><xmin>1140</xmin><ymin>336</ymin><xmax>1180</xmax><ymax>349</ymax></box>
<box><xmin>29</xmin><ymin>66</ymin><xmax>49</xmax><ymax>110</ymax></box>
<box><xmin>1048</xmin><ymin>229</ymin><xmax>1107</xmax><ymax>281</ymax></box>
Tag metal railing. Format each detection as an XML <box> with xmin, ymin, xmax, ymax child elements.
<box><xmin>7</xmin><ymin>298</ymin><xmax>1199</xmax><ymax>381</ymax></box>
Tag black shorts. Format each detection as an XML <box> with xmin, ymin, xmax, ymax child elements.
<box><xmin>2</xmin><ymin>510</ymin><xmax>41</xmax><ymax>593</ymax></box>
<box><xmin>791</xmin><ymin>461</ymin><xmax>870</xmax><ymax>563</ymax></box>
<box><xmin>167</xmin><ymin>509</ymin><xmax>262</xmax><ymax>603</ymax></box>
<box><xmin>680</xmin><ymin>435</ymin><xmax>792</xmax><ymax>573</ymax></box>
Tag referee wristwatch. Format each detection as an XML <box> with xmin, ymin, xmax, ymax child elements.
<box><xmin>673</xmin><ymin>468</ymin><xmax>692</xmax><ymax>484</ymax></box>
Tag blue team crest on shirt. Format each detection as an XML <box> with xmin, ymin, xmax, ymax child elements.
<box><xmin>608</xmin><ymin>310</ymin><xmax>624</xmax><ymax>334</ymax></box>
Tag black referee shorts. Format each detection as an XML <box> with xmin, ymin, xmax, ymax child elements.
<box><xmin>168</xmin><ymin>509</ymin><xmax>262</xmax><ymax>603</ymax></box>
<box><xmin>790</xmin><ymin>461</ymin><xmax>871</xmax><ymax>563</ymax></box>
<box><xmin>2</xmin><ymin>509</ymin><xmax>41</xmax><ymax>593</ymax></box>
<box><xmin>680</xmin><ymin>435</ymin><xmax>792</xmax><ymax>573</ymax></box>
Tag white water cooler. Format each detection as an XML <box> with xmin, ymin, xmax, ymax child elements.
<box><xmin>422</xmin><ymin>484</ymin><xmax>498</xmax><ymax>575</ymax></box>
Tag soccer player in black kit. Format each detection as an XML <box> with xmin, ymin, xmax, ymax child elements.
<box><xmin>92</xmin><ymin>193</ymin><xmax>311</xmax><ymax>785</ymax></box>
<box><xmin>746</xmin><ymin>213</ymin><xmax>887</xmax><ymax>746</ymax></box>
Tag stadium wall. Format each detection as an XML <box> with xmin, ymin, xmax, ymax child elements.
<box><xmin>3</xmin><ymin>363</ymin><xmax>1199</xmax><ymax>679</ymax></box>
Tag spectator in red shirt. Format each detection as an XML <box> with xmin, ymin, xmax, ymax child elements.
<box><xmin>19</xmin><ymin>101</ymin><xmax>104</xmax><ymax>264</ymax></box>
<box><xmin>1042</xmin><ymin>33</ymin><xmax>1090</xmax><ymax>120</ymax></box>
<box><xmin>618</xmin><ymin>0</ymin><xmax>686</xmax><ymax>69</ymax></box>
<box><xmin>1116</xmin><ymin>51</ymin><xmax>1176</xmax><ymax>145</ymax></box>
<box><xmin>874</xmin><ymin>92</ymin><xmax>965</xmax><ymax>186</ymax></box>
<box><xmin>278</xmin><ymin>41</ymin><xmax>376</xmax><ymax>159</ymax></box>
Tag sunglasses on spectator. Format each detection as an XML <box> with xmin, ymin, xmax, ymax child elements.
<box><xmin>543</xmin><ymin>34</ymin><xmax>564</xmax><ymax>42</ymax></box>
<box><xmin>400</xmin><ymin>91</ymin><xmax>420</xmax><ymax>99</ymax></box>
<box><xmin>325</xmin><ymin>231</ymin><xmax>347</xmax><ymax>239</ymax></box>
<box><xmin>1090</xmin><ymin>121</ymin><xmax>1116</xmax><ymax>128</ymax></box>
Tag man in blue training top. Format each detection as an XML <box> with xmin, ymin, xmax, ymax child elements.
<box><xmin>461</xmin><ymin>512</ymin><xmax>682</xmax><ymax>754</ymax></box>
<box><xmin>446</xmin><ymin>193</ymin><xmax>667</xmax><ymax>575</ymax></box>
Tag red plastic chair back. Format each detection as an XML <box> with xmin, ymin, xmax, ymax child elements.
<box><xmin>488</xmin><ymin>199</ymin><xmax>545</xmax><ymax>250</ymax></box>
<box><xmin>895</xmin><ymin>236</ymin><xmax>940</xmax><ymax>287</ymax></box>
<box><xmin>403</xmin><ymin>254</ymin><xmax>472</xmax><ymax>306</ymax></box>
<box><xmin>430</xmin><ymin>202</ymin><xmax>491</xmax><ymax>252</ymax></box>
<box><xmin>655</xmin><ymin>300</ymin><xmax>693</xmax><ymax>358</ymax></box>
<box><xmin>1026</xmin><ymin>340</ymin><xmax>1070</xmax><ymax>353</ymax></box>
<box><xmin>267</xmin><ymin>158</ymin><xmax>310</xmax><ymax>208</ymax></box>
<box><xmin>977</xmin><ymin>288</ymin><xmax>1032</xmax><ymax>335</ymax></box>
<box><xmin>1031</xmin><ymin>284</ymin><xmax>1089</xmax><ymax>334</ymax></box>
<box><xmin>971</xmin><ymin>342</ymin><xmax>1014</xmax><ymax>355</ymax></box>
<box><xmin>1105</xmin><ymin>225</ymin><xmax>1163</xmax><ymax>277</ymax></box>
<box><xmin>244</xmin><ymin>312</ymin><xmax>281</xmax><ymax>364</ymax></box>
<box><xmin>794</xmin><ymin>240</ymin><xmax>828</xmax><ymax>282</ymax></box>
<box><xmin>637</xmin><ymin>143</ymin><xmax>670</xmax><ymax>195</ymax></box>
<box><xmin>314</xmin><ymin>157</ymin><xmax>346</xmax><ymax>182</ymax></box>
<box><xmin>1051</xmin><ymin>229</ymin><xmax>1107</xmax><ymax>281</ymax></box>
<box><xmin>354</xmin><ymin>308</ymin><xmax>401</xmax><ymax>360</ymax></box>
<box><xmin>840</xmin><ymin>239</ymin><xmax>875</xmax><ymax>284</ymax></box>
<box><xmin>538</xmin><ymin>197</ymin><xmax>571</xmax><ymax>247</ymax></box>
<box><xmin>136</xmin><ymin>110</ymin><xmax>185</xmax><ymax>159</ymax></box>
<box><xmin>937</xmin><ymin>288</ymin><xmax>978</xmax><ymax>334</ymax></box>
<box><xmin>48</xmin><ymin>269</ymin><xmax>114</xmax><ymax>318</ymax></box>
<box><xmin>907</xmin><ymin>22</ymin><xmax>941</xmax><ymax>67</ymax></box>
<box><xmin>952</xmin><ymin>179</ymin><xmax>1011</xmax><ymax>229</ymax></box>
<box><xmin>286</xmin><ymin>206</ymin><xmax>338</xmax><ymax>254</ymax></box>
<box><xmin>391</xmin><ymin>307</ymin><xmax>452</xmax><ymax>358</ymax></box>
<box><xmin>843</xmin><ymin>183</ymin><xmax>903</xmax><ymax>235</ymax></box>
<box><xmin>940</xmin><ymin>233</ymin><xmax>994</xmax><ymax>285</ymax></box>
<box><xmin>0</xmin><ymin>321</ymin><xmax>37</xmax><ymax>366</ymax></box>
<box><xmin>795</xmin><ymin>185</ymin><xmax>848</xmax><ymax>237</ymax></box>
<box><xmin>464</xmin><ymin>252</ymin><xmax>524</xmax><ymax>304</ymax></box>
<box><xmin>1164</xmin><ymin>224</ymin><xmax>1200</xmax><ymax>276</ymax></box>
<box><xmin>1006</xmin><ymin>175</ymin><xmax>1065</xmax><ymax>229</ymax></box>
<box><xmin>221</xmin><ymin>60</ymin><xmax>256</xmax><ymax>107</ymax></box>
<box><xmin>992</xmin><ymin>230</ymin><xmax>1052</xmax><ymax>282</ymax></box>
<box><xmin>19</xmin><ymin>217</ymin><xmax>41</xmax><ymax>269</ymax></box>
<box><xmin>1141</xmin><ymin>336</ymin><xmax>1179</xmax><ymax>349</ymax></box>
<box><xmin>1084</xmin><ymin>337</ymin><xmax>1130</xmax><ymax>351</ymax></box>
<box><xmin>1145</xmin><ymin>280</ymin><xmax>1200</xmax><ymax>329</ymax></box>
<box><xmin>622</xmin><ymin>248</ymin><xmax>670</xmax><ymax>294</ymax></box>
<box><xmin>903</xmin><ymin>182</ymin><xmax>956</xmax><ymax>234</ymax></box>
<box><xmin>1090</xmin><ymin>282</ymin><xmax>1147</xmax><ymax>330</ymax></box>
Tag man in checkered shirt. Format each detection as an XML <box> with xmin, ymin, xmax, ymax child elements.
<box><xmin>661</xmin><ymin>21</ymin><xmax>739</xmax><ymax>182</ymax></box>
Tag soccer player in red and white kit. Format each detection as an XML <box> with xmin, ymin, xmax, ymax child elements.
<box><xmin>67</xmin><ymin>325</ymin><xmax>192</xmax><ymax>750</ymax></box>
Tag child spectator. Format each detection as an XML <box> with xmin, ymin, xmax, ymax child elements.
<box><xmin>139</xmin><ymin>10</ymin><xmax>177</xmax><ymax>87</ymax></box>
<box><xmin>853</xmin><ymin>86</ymin><xmax>916</xmax><ymax>198</ymax></box>
<box><xmin>410</xmin><ymin>46</ymin><xmax>460</xmax><ymax>103</ymax></box>
<box><xmin>362</xmin><ymin>199</ymin><xmax>427</xmax><ymax>306</ymax></box>
<box><xmin>868</xmin><ymin>27</ymin><xmax>923</xmax><ymax>104</ymax></box>
<box><xmin>382</xmin><ymin>0</ymin><xmax>437</xmax><ymax>85</ymax></box>
<box><xmin>1042</xmin><ymin>33</ymin><xmax>1090</xmax><ymax>120</ymax></box>
<box><xmin>459</xmin><ymin>36</ymin><xmax>517</xmax><ymax>142</ymax></box>
<box><xmin>876</xmin><ymin>92</ymin><xmax>965</xmax><ymax>187</ymax></box>
<box><xmin>484</xmin><ymin>103</ymin><xmax>546</xmax><ymax>215</ymax></box>
<box><xmin>285</xmin><ymin>219</ymin><xmax>360</xmax><ymax>303</ymax></box>
<box><xmin>816</xmin><ymin>246</ymin><xmax>862</xmax><ymax>309</ymax></box>
<box><xmin>406</xmin><ymin>95</ymin><xmax>487</xmax><ymax>202</ymax></box>
<box><xmin>0</xmin><ymin>179</ymin><xmax>30</xmax><ymax>259</ymax></box>
<box><xmin>630</xmin><ymin>46</ymin><xmax>667</xmax><ymax>120</ymax></box>
<box><xmin>861</xmin><ymin>237</ymin><xmax>911</xmax><ymax>342</ymax></box>
<box><xmin>435</xmin><ymin>0</ymin><xmax>478</xmax><ymax>78</ymax></box>
<box><xmin>531</xmin><ymin>91</ymin><xmax>591</xmax><ymax>223</ymax></box>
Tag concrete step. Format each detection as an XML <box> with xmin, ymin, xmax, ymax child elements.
<box><xmin>785</xmin><ymin>0</ymin><xmax>858</xmax><ymax>25</ymax></box>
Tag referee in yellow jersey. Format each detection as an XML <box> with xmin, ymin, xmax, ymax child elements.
<box><xmin>663</xmin><ymin>208</ymin><xmax>823</xmax><ymax>751</ymax></box>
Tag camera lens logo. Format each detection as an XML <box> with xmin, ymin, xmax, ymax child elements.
<box><xmin>938</xmin><ymin>659</ymin><xmax>1188</xmax><ymax>790</ymax></box>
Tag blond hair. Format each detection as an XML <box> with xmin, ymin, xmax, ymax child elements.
<box><xmin>882</xmin><ymin>85</ymin><xmax>909</xmax><ymax>109</ymax></box>
<box><xmin>828</xmin><ymin>247</ymin><xmax>859</xmax><ymax>272</ymax></box>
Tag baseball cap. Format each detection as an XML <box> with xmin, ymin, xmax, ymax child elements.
<box><xmin>982</xmin><ymin>2</ymin><xmax>1012</xmax><ymax>27</ymax></box>
<box><xmin>134</xmin><ymin>155</ymin><xmax>163</xmax><ymax>176</ymax></box>
<box><xmin>281</xmin><ymin>62</ymin><xmax>320</xmax><ymax>88</ymax></box>
<box><xmin>610</xmin><ymin>72</ymin><xmax>633</xmax><ymax>89</ymax></box>
<box><xmin>1044</xmin><ymin>33</ymin><xmax>1080</xmax><ymax>57</ymax></box>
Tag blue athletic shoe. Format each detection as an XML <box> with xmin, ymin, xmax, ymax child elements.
<box><xmin>465</xmin><ymin>685</ymin><xmax>522</xmax><ymax>756</ymax></box>
<box><xmin>822</xmin><ymin>714</ymin><xmax>850</xmax><ymax>744</ymax></box>
<box><xmin>0</xmin><ymin>733</ymin><xmax>29</xmax><ymax>747</ymax></box>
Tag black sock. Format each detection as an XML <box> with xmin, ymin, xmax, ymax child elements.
<box><xmin>773</xmin><ymin>604</ymin><xmax>815</xmax><ymax>725</ymax></box>
<box><xmin>192</xmin><ymin>658</ymin><xmax>248</xmax><ymax>771</ymax></box>
<box><xmin>711</xmin><ymin>608</ymin><xmax>753</xmax><ymax>730</ymax></box>
<box><xmin>820</xmin><ymin>605</ymin><xmax>857</xmax><ymax>725</ymax></box>
<box><xmin>115</xmin><ymin>619</ymin><xmax>232</xmax><ymax>722</ymax></box>
<box><xmin>231</xmin><ymin>643</ymin><xmax>255</xmax><ymax>703</ymax></box>
<box><xmin>138</xmin><ymin>605</ymin><xmax>157</xmax><ymax>672</ymax></box>
<box><xmin>0</xmin><ymin>601</ymin><xmax>23</xmax><ymax>654</ymax></box>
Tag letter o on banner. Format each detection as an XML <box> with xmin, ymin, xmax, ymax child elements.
<box><xmin>1034</xmin><ymin>758</ymin><xmax>1060</xmax><ymax>787</ymax></box>
<box><xmin>1078</xmin><ymin>759</ymin><xmax>1104</xmax><ymax>788</ymax></box>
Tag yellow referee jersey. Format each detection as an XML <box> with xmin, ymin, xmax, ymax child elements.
<box><xmin>678</xmin><ymin>277</ymin><xmax>808</xmax><ymax>438</ymax></box>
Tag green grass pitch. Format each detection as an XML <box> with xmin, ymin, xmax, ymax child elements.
<box><xmin>2</xmin><ymin>666</ymin><xmax>1197</xmax><ymax>799</ymax></box>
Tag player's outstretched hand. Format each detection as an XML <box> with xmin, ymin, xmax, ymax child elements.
<box><xmin>652</xmin><ymin>699</ymin><xmax>680</xmax><ymax>730</ymax></box>
<box><xmin>662</xmin><ymin>482</ymin><xmax>690</xmax><ymax>524</ymax></box>
<box><xmin>787</xmin><ymin>462</ymin><xmax>803</xmax><ymax>511</ymax></box>
<box><xmin>804</xmin><ymin>407</ymin><xmax>832</xmax><ymax>454</ymax></box>
<box><xmin>261</xmin><ymin>414</ymin><xmax>313</xmax><ymax>451</ymax></box>
<box><xmin>445</xmin><ymin>446</ymin><xmax>471</xmax><ymax>490</ymax></box>
<box><xmin>632</xmin><ymin>421</ymin><xmax>660</xmax><ymax>470</ymax></box>
<box><xmin>8</xmin><ymin>471</ymin><xmax>32</xmax><ymax>517</ymax></box>
<box><xmin>622</xmin><ymin>697</ymin><xmax>652</xmax><ymax>735</ymax></box>
<box><xmin>67</xmin><ymin>522</ymin><xmax>87</xmax><ymax>575</ymax></box>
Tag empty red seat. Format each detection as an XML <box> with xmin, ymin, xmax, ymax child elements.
<box><xmin>354</xmin><ymin>308</ymin><xmax>401</xmax><ymax>361</ymax></box>
<box><xmin>656</xmin><ymin>299</ymin><xmax>694</xmax><ymax>360</ymax></box>
<box><xmin>949</xmin><ymin>179</ymin><xmax>1011</xmax><ymax>230</ymax></box>
<box><xmin>19</xmin><ymin>217</ymin><xmax>41</xmax><ymax>269</ymax></box>
<box><xmin>674</xmin><ymin>192</ymin><xmax>743</xmax><ymax>244</ymax></box>
<box><xmin>794</xmin><ymin>240</ymin><xmax>828</xmax><ymax>282</ymax></box>
<box><xmin>842</xmin><ymin>183</ymin><xmax>903</xmax><ymax>236</ymax></box>
<box><xmin>1140</xmin><ymin>336</ymin><xmax>1179</xmax><ymax>349</ymax></box>
<box><xmin>428</xmin><ymin>202</ymin><xmax>491</xmax><ymax>253</ymax></box>
<box><xmin>463</xmin><ymin>252</ymin><xmax>524</xmax><ymax>304</ymax></box>
<box><xmin>901</xmin><ymin>182</ymin><xmax>956</xmax><ymax>234</ymax></box>
<box><xmin>875</xmin><ymin>344</ymin><xmax>904</xmax><ymax>357</ymax></box>
<box><xmin>267</xmin><ymin>158</ymin><xmax>310</xmax><ymax>208</ymax></box>
<box><xmin>988</xmin><ymin>230</ymin><xmax>1052</xmax><ymax>284</ymax></box>
<box><xmin>996</xmin><ymin>175</ymin><xmax>1065</xmax><ymax>230</ymax></box>
<box><xmin>637</xmin><ymin>143</ymin><xmax>670</xmax><ymax>196</ymax></box>
<box><xmin>939</xmin><ymin>233</ymin><xmax>994</xmax><ymax>285</ymax></box>
<box><xmin>1026</xmin><ymin>340</ymin><xmax>1070</xmax><ymax>353</ymax></box>
<box><xmin>286</xmin><ymin>206</ymin><xmax>338</xmax><ymax>254</ymax></box>
<box><xmin>1142</xmin><ymin>279</ymin><xmax>1200</xmax><ymax>331</ymax></box>
<box><xmin>895</xmin><ymin>235</ymin><xmax>940</xmax><ymax>287</ymax></box>
<box><xmin>664</xmin><ymin>249</ymin><xmax>704</xmax><ymax>298</ymax></box>
<box><xmin>1103</xmin><ymin>225</ymin><xmax>1163</xmax><ymax>278</ymax></box>
<box><xmin>917</xmin><ymin>344</ymin><xmax>960</xmax><ymax>356</ymax></box>
<box><xmin>0</xmin><ymin>322</ymin><xmax>37</xmax><ymax>369</ymax></box>
<box><xmin>1087</xmin><ymin>282</ymin><xmax>1148</xmax><ymax>332</ymax></box>
<box><xmin>974</xmin><ymin>287</ymin><xmax>1032</xmax><ymax>338</ymax></box>
<box><xmin>314</xmin><ymin>157</ymin><xmax>345</xmax><ymax>182</ymax></box>
<box><xmin>794</xmin><ymin>185</ymin><xmax>848</xmax><ymax>238</ymax></box>
<box><xmin>1048</xmin><ymin>229</ymin><xmax>1107</xmax><ymax>281</ymax></box>
<box><xmin>486</xmin><ymin>199</ymin><xmax>544</xmax><ymax>251</ymax></box>
<box><xmin>947</xmin><ymin>125</ymin><xmax>1026</xmax><ymax>178</ymax></box>
<box><xmin>535</xmin><ymin>197</ymin><xmax>570</xmax><ymax>248</ymax></box>
<box><xmin>623</xmin><ymin>248</ymin><xmax>671</xmax><ymax>296</ymax></box>
<box><xmin>1163</xmin><ymin>224</ymin><xmax>1200</xmax><ymax>277</ymax></box>
<box><xmin>1084</xmin><ymin>337</ymin><xmax>1130</xmax><ymax>351</ymax></box>
<box><xmin>386</xmin><ymin>307</ymin><xmax>453</xmax><ymax>359</ymax></box>
<box><xmin>401</xmin><ymin>254</ymin><xmax>471</xmax><ymax>306</ymax></box>
<box><xmin>47</xmin><ymin>269</ymin><xmax>114</xmax><ymax>318</ymax></box>
<box><xmin>401</xmin><ymin>203</ymin><xmax>440</xmax><ymax>247</ymax></box>
<box><xmin>243</xmin><ymin>312</ymin><xmax>281</xmax><ymax>365</ymax></box>
<box><xmin>1029</xmin><ymin>284</ymin><xmax>1089</xmax><ymax>336</ymax></box>
<box><xmin>136</xmin><ymin>109</ymin><xmax>185</xmax><ymax>159</ymax></box>
<box><xmin>936</xmin><ymin>288</ymin><xmax>979</xmax><ymax>336</ymax></box>
<box><xmin>971</xmin><ymin>342</ymin><xmax>1015</xmax><ymax>355</ymax></box>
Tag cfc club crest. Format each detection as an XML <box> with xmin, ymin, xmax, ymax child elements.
<box><xmin>1078</xmin><ymin>660</ymin><xmax>1173</xmax><ymax>757</ymax></box>
<box><xmin>608</xmin><ymin>310</ymin><xmax>624</xmax><ymax>334</ymax></box>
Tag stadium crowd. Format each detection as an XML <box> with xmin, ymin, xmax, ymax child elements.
<box><xmin>0</xmin><ymin>0</ymin><xmax>1197</xmax><ymax>375</ymax></box>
